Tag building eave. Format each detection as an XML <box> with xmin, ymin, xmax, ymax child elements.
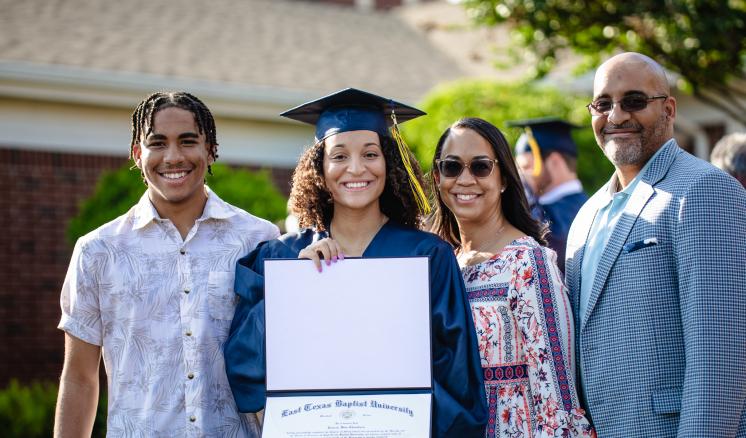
<box><xmin>0</xmin><ymin>60</ymin><xmax>314</xmax><ymax>122</ymax></box>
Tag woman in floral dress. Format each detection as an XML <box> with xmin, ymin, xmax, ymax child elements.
<box><xmin>429</xmin><ymin>118</ymin><xmax>595</xmax><ymax>438</ymax></box>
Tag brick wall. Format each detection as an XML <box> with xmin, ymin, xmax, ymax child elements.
<box><xmin>0</xmin><ymin>147</ymin><xmax>292</xmax><ymax>386</ymax></box>
<box><xmin>0</xmin><ymin>148</ymin><xmax>128</xmax><ymax>385</ymax></box>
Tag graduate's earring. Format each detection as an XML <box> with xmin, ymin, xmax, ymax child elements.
<box><xmin>500</xmin><ymin>186</ymin><xmax>506</xmax><ymax>193</ymax></box>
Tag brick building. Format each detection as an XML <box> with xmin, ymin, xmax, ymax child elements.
<box><xmin>0</xmin><ymin>0</ymin><xmax>461</xmax><ymax>385</ymax></box>
<box><xmin>2</xmin><ymin>0</ymin><xmax>743</xmax><ymax>387</ymax></box>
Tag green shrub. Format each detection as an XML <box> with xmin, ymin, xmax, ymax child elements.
<box><xmin>0</xmin><ymin>380</ymin><xmax>106</xmax><ymax>437</ymax></box>
<box><xmin>67</xmin><ymin>163</ymin><xmax>288</xmax><ymax>244</ymax></box>
<box><xmin>0</xmin><ymin>380</ymin><xmax>56</xmax><ymax>436</ymax></box>
<box><xmin>402</xmin><ymin>79</ymin><xmax>615</xmax><ymax>193</ymax></box>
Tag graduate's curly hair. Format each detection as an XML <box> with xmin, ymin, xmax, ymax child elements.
<box><xmin>289</xmin><ymin>134</ymin><xmax>425</xmax><ymax>232</ymax></box>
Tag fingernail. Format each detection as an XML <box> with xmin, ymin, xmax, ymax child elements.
<box><xmin>317</xmin><ymin>266</ymin><xmax>322</xmax><ymax>272</ymax></box>
<box><xmin>326</xmin><ymin>259</ymin><xmax>331</xmax><ymax>266</ymax></box>
<box><xmin>332</xmin><ymin>256</ymin><xmax>337</xmax><ymax>263</ymax></box>
<box><xmin>339</xmin><ymin>253</ymin><xmax>345</xmax><ymax>260</ymax></box>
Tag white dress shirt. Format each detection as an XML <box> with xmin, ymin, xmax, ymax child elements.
<box><xmin>538</xmin><ymin>179</ymin><xmax>584</xmax><ymax>205</ymax></box>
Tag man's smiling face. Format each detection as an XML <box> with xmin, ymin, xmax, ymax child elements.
<box><xmin>591</xmin><ymin>56</ymin><xmax>675</xmax><ymax>169</ymax></box>
<box><xmin>132</xmin><ymin>106</ymin><xmax>212</xmax><ymax>211</ymax></box>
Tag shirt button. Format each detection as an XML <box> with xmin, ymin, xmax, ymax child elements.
<box><xmin>189</xmin><ymin>415</ymin><xmax>196</xmax><ymax>422</ymax></box>
<box><xmin>184</xmin><ymin>288</ymin><xmax>190</xmax><ymax>294</ymax></box>
<box><xmin>188</xmin><ymin>372</ymin><xmax>194</xmax><ymax>379</ymax></box>
<box><xmin>185</xmin><ymin>330</ymin><xmax>192</xmax><ymax>337</ymax></box>
<box><xmin>180</xmin><ymin>248</ymin><xmax>186</xmax><ymax>255</ymax></box>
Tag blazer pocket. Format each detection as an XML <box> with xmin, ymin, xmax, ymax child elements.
<box><xmin>623</xmin><ymin>237</ymin><xmax>660</xmax><ymax>253</ymax></box>
<box><xmin>651</xmin><ymin>387</ymin><xmax>682</xmax><ymax>414</ymax></box>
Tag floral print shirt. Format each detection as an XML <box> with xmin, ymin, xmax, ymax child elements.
<box><xmin>58</xmin><ymin>188</ymin><xmax>279</xmax><ymax>437</ymax></box>
<box><xmin>461</xmin><ymin>237</ymin><xmax>595</xmax><ymax>438</ymax></box>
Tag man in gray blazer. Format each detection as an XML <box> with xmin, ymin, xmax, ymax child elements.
<box><xmin>566</xmin><ymin>52</ymin><xmax>746</xmax><ymax>437</ymax></box>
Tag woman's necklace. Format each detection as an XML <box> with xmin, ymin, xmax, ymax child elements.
<box><xmin>330</xmin><ymin>215</ymin><xmax>388</xmax><ymax>256</ymax></box>
<box><xmin>456</xmin><ymin>223</ymin><xmax>506</xmax><ymax>267</ymax></box>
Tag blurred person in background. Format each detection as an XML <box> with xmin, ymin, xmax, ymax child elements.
<box><xmin>710</xmin><ymin>132</ymin><xmax>746</xmax><ymax>188</ymax></box>
<box><xmin>510</xmin><ymin>117</ymin><xmax>587</xmax><ymax>273</ymax></box>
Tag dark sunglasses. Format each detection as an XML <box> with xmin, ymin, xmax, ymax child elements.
<box><xmin>587</xmin><ymin>94</ymin><xmax>667</xmax><ymax>116</ymax></box>
<box><xmin>436</xmin><ymin>158</ymin><xmax>498</xmax><ymax>178</ymax></box>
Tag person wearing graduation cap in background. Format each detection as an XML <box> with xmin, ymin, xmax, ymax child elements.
<box><xmin>509</xmin><ymin>117</ymin><xmax>588</xmax><ymax>273</ymax></box>
<box><xmin>224</xmin><ymin>88</ymin><xmax>488</xmax><ymax>436</ymax></box>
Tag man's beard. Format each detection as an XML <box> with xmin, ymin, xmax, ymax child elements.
<box><xmin>600</xmin><ymin>113</ymin><xmax>668</xmax><ymax>167</ymax></box>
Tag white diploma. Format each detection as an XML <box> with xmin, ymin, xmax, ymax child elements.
<box><xmin>262</xmin><ymin>257</ymin><xmax>432</xmax><ymax>437</ymax></box>
<box><xmin>263</xmin><ymin>393</ymin><xmax>431</xmax><ymax>438</ymax></box>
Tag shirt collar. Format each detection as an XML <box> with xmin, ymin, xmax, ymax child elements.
<box><xmin>132</xmin><ymin>186</ymin><xmax>235</xmax><ymax>230</ymax></box>
<box><xmin>538</xmin><ymin>179</ymin><xmax>584</xmax><ymax>205</ymax></box>
<box><xmin>201</xmin><ymin>186</ymin><xmax>237</xmax><ymax>221</ymax></box>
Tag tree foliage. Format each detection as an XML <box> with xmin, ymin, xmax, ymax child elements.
<box><xmin>67</xmin><ymin>163</ymin><xmax>288</xmax><ymax>244</ymax></box>
<box><xmin>463</xmin><ymin>0</ymin><xmax>746</xmax><ymax>124</ymax></box>
<box><xmin>402</xmin><ymin>79</ymin><xmax>614</xmax><ymax>193</ymax></box>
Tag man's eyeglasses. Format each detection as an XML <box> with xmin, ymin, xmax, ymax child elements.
<box><xmin>435</xmin><ymin>158</ymin><xmax>498</xmax><ymax>179</ymax></box>
<box><xmin>587</xmin><ymin>94</ymin><xmax>668</xmax><ymax>116</ymax></box>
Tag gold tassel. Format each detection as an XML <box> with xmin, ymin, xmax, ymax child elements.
<box><xmin>525</xmin><ymin>127</ymin><xmax>543</xmax><ymax>177</ymax></box>
<box><xmin>390</xmin><ymin>112</ymin><xmax>431</xmax><ymax>215</ymax></box>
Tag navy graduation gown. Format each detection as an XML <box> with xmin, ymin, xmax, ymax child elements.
<box><xmin>541</xmin><ymin>191</ymin><xmax>588</xmax><ymax>273</ymax></box>
<box><xmin>224</xmin><ymin>222</ymin><xmax>487</xmax><ymax>437</ymax></box>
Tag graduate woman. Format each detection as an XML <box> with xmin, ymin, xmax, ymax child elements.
<box><xmin>430</xmin><ymin>118</ymin><xmax>594</xmax><ymax>437</ymax></box>
<box><xmin>224</xmin><ymin>89</ymin><xmax>487</xmax><ymax>436</ymax></box>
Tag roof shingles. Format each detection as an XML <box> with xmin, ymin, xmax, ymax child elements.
<box><xmin>0</xmin><ymin>0</ymin><xmax>463</xmax><ymax>101</ymax></box>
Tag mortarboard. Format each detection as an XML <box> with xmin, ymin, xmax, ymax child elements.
<box><xmin>281</xmin><ymin>88</ymin><xmax>430</xmax><ymax>214</ymax></box>
<box><xmin>507</xmin><ymin>117</ymin><xmax>581</xmax><ymax>177</ymax></box>
<box><xmin>281</xmin><ymin>88</ymin><xmax>425</xmax><ymax>142</ymax></box>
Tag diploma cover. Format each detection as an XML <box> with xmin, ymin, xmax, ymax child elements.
<box><xmin>262</xmin><ymin>257</ymin><xmax>432</xmax><ymax>437</ymax></box>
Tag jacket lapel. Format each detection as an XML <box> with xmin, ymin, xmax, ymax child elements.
<box><xmin>580</xmin><ymin>140</ymin><xmax>681</xmax><ymax>333</ymax></box>
<box><xmin>580</xmin><ymin>182</ymin><xmax>654</xmax><ymax>331</ymax></box>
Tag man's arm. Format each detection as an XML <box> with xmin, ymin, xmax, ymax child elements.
<box><xmin>54</xmin><ymin>333</ymin><xmax>102</xmax><ymax>438</ymax></box>
<box><xmin>677</xmin><ymin>170</ymin><xmax>746</xmax><ymax>436</ymax></box>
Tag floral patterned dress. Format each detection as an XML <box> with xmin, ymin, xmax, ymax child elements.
<box><xmin>461</xmin><ymin>236</ymin><xmax>595</xmax><ymax>438</ymax></box>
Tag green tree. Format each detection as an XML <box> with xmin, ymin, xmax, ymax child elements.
<box><xmin>403</xmin><ymin>79</ymin><xmax>614</xmax><ymax>193</ymax></box>
<box><xmin>67</xmin><ymin>163</ymin><xmax>288</xmax><ymax>244</ymax></box>
<box><xmin>464</xmin><ymin>0</ymin><xmax>746</xmax><ymax>124</ymax></box>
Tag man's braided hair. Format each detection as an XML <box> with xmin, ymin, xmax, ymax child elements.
<box><xmin>130</xmin><ymin>91</ymin><xmax>218</xmax><ymax>176</ymax></box>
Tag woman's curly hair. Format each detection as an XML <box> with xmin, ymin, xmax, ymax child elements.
<box><xmin>288</xmin><ymin>134</ymin><xmax>425</xmax><ymax>232</ymax></box>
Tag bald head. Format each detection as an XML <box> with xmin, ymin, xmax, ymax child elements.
<box><xmin>590</xmin><ymin>52</ymin><xmax>677</xmax><ymax>185</ymax></box>
<box><xmin>595</xmin><ymin>52</ymin><xmax>670</xmax><ymax>96</ymax></box>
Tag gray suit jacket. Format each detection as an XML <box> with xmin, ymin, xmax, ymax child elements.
<box><xmin>566</xmin><ymin>140</ymin><xmax>746</xmax><ymax>437</ymax></box>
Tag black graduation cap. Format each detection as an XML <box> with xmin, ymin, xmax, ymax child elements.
<box><xmin>508</xmin><ymin>117</ymin><xmax>581</xmax><ymax>158</ymax></box>
<box><xmin>280</xmin><ymin>88</ymin><xmax>425</xmax><ymax>142</ymax></box>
